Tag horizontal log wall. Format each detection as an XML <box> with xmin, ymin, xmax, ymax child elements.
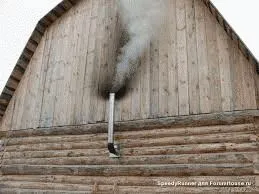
<box><xmin>0</xmin><ymin>120</ymin><xmax>258</xmax><ymax>192</ymax></box>
<box><xmin>0</xmin><ymin>0</ymin><xmax>258</xmax><ymax>131</ymax></box>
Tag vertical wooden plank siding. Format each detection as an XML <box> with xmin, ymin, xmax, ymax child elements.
<box><xmin>176</xmin><ymin>0</ymin><xmax>189</xmax><ymax>116</ymax></box>
<box><xmin>229</xmin><ymin>39</ymin><xmax>245</xmax><ymax>110</ymax></box>
<box><xmin>239</xmin><ymin>53</ymin><xmax>250</xmax><ymax>110</ymax></box>
<box><xmin>195</xmin><ymin>0</ymin><xmax>211</xmax><ymax>113</ymax></box>
<box><xmin>35</xmin><ymin>27</ymin><xmax>54</xmax><ymax>128</ymax></box>
<box><xmin>20</xmin><ymin>48</ymin><xmax>35</xmax><ymax>129</ymax></box>
<box><xmin>254</xmin><ymin>65</ymin><xmax>259</xmax><ymax>109</ymax></box>
<box><xmin>140</xmin><ymin>45</ymin><xmax>151</xmax><ymax>119</ymax></box>
<box><xmin>120</xmin><ymin>80</ymin><xmax>132</xmax><ymax>121</ymax></box>
<box><xmin>130</xmin><ymin>4</ymin><xmax>142</xmax><ymax>120</ymax></box>
<box><xmin>247</xmin><ymin>59</ymin><xmax>257</xmax><ymax>109</ymax></box>
<box><xmin>73</xmin><ymin>0</ymin><xmax>93</xmax><ymax>124</ymax></box>
<box><xmin>131</xmin><ymin>63</ymin><xmax>141</xmax><ymax>120</ymax></box>
<box><xmin>67</xmin><ymin>6</ymin><xmax>83</xmax><ymax>126</ymax></box>
<box><xmin>185</xmin><ymin>0</ymin><xmax>200</xmax><ymax>115</ymax></box>
<box><xmin>242</xmin><ymin>54</ymin><xmax>257</xmax><ymax>109</ymax></box>
<box><xmin>62</xmin><ymin>6</ymin><xmax>81</xmax><ymax>125</ymax></box>
<box><xmin>149</xmin><ymin>40</ymin><xmax>160</xmax><ymax>118</ymax></box>
<box><xmin>0</xmin><ymin>0</ymin><xmax>258</xmax><ymax>130</ymax></box>
<box><xmin>205</xmin><ymin>5</ymin><xmax>221</xmax><ymax>112</ymax></box>
<box><xmin>167</xmin><ymin>0</ymin><xmax>178</xmax><ymax>116</ymax></box>
<box><xmin>21</xmin><ymin>33</ymin><xmax>47</xmax><ymax>129</ymax></box>
<box><xmin>52</xmin><ymin>10</ymin><xmax>73</xmax><ymax>126</ymax></box>
<box><xmin>88</xmin><ymin>0</ymin><xmax>103</xmax><ymax>123</ymax></box>
<box><xmin>12</xmin><ymin>54</ymin><xmax>31</xmax><ymax>130</ymax></box>
<box><xmin>216</xmin><ymin>22</ymin><xmax>233</xmax><ymax>112</ymax></box>
<box><xmin>256</xmin><ymin>75</ymin><xmax>259</xmax><ymax>109</ymax></box>
<box><xmin>81</xmin><ymin>0</ymin><xmax>99</xmax><ymax>124</ymax></box>
<box><xmin>39</xmin><ymin>19</ymin><xmax>62</xmax><ymax>128</ymax></box>
<box><xmin>158</xmin><ymin>18</ymin><xmax>169</xmax><ymax>117</ymax></box>
<box><xmin>96</xmin><ymin>0</ymin><xmax>109</xmax><ymax>122</ymax></box>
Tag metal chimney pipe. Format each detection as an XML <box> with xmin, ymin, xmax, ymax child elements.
<box><xmin>108</xmin><ymin>93</ymin><xmax>119</xmax><ymax>157</ymax></box>
<box><xmin>108</xmin><ymin>93</ymin><xmax>115</xmax><ymax>144</ymax></box>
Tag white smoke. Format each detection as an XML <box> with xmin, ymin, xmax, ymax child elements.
<box><xmin>111</xmin><ymin>0</ymin><xmax>169</xmax><ymax>93</ymax></box>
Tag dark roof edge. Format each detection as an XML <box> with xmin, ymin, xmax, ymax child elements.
<box><xmin>0</xmin><ymin>0</ymin><xmax>258</xmax><ymax>121</ymax></box>
<box><xmin>0</xmin><ymin>0</ymin><xmax>81</xmax><ymax>120</ymax></box>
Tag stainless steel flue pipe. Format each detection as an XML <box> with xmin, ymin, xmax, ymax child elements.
<box><xmin>108</xmin><ymin>93</ymin><xmax>119</xmax><ymax>157</ymax></box>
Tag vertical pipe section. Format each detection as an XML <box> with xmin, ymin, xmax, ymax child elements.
<box><xmin>108</xmin><ymin>93</ymin><xmax>115</xmax><ymax>144</ymax></box>
<box><xmin>108</xmin><ymin>93</ymin><xmax>118</xmax><ymax>155</ymax></box>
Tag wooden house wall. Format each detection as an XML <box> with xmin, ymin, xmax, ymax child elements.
<box><xmin>0</xmin><ymin>0</ymin><xmax>258</xmax><ymax>131</ymax></box>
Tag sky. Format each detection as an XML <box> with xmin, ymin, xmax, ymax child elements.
<box><xmin>0</xmin><ymin>0</ymin><xmax>61</xmax><ymax>93</ymax></box>
<box><xmin>0</xmin><ymin>0</ymin><xmax>259</xmax><ymax>93</ymax></box>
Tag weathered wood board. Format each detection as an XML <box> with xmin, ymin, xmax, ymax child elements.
<box><xmin>0</xmin><ymin>0</ymin><xmax>257</xmax><ymax>130</ymax></box>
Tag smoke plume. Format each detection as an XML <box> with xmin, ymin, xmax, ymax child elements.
<box><xmin>111</xmin><ymin>0</ymin><xmax>169</xmax><ymax>93</ymax></box>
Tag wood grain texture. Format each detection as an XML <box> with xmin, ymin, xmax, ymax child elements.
<box><xmin>3</xmin><ymin>152</ymin><xmax>256</xmax><ymax>165</ymax></box>
<box><xmin>216</xmin><ymin>21</ymin><xmax>233</xmax><ymax>112</ymax></box>
<box><xmin>140</xmin><ymin>43</ymin><xmax>151</xmax><ymax>119</ymax></box>
<box><xmin>158</xmin><ymin>18</ymin><xmax>169</xmax><ymax>117</ymax></box>
<box><xmin>39</xmin><ymin>20</ymin><xmax>62</xmax><ymax>128</ymax></box>
<box><xmin>185</xmin><ymin>0</ymin><xmax>200</xmax><ymax>115</ymax></box>
<box><xmin>88</xmin><ymin>0</ymin><xmax>103</xmax><ymax>123</ymax></box>
<box><xmin>52</xmin><ymin>11</ymin><xmax>72</xmax><ymax>127</ymax></box>
<box><xmin>150</xmin><ymin>40</ymin><xmax>160</xmax><ymax>118</ymax></box>
<box><xmin>0</xmin><ymin>1</ymin><xmax>258</xmax><ymax>191</ymax></box>
<box><xmin>96</xmin><ymin>0</ymin><xmax>109</xmax><ymax>122</ymax></box>
<box><xmin>0</xmin><ymin>186</ymin><xmax>258</xmax><ymax>194</ymax></box>
<box><xmin>195</xmin><ymin>0</ymin><xmax>211</xmax><ymax>114</ymax></box>
<box><xmin>243</xmin><ymin>53</ymin><xmax>257</xmax><ymax>109</ymax></box>
<box><xmin>0</xmin><ymin>175</ymin><xmax>256</xmax><ymax>187</ymax></box>
<box><xmin>73</xmin><ymin>0</ymin><xmax>93</xmax><ymax>124</ymax></box>
<box><xmin>81</xmin><ymin>0</ymin><xmax>99</xmax><ymax>124</ymax></box>
<box><xmin>0</xmin><ymin>0</ymin><xmax>257</xmax><ymax>130</ymax></box>
<box><xmin>1</xmin><ymin>114</ymin><xmax>258</xmax><ymax>193</ymax></box>
<box><xmin>21</xmin><ymin>32</ymin><xmax>47</xmax><ymax>129</ymax></box>
<box><xmin>167</xmin><ymin>0</ymin><xmax>178</xmax><ymax>117</ymax></box>
<box><xmin>67</xmin><ymin>6</ymin><xmax>83</xmax><ymax>126</ymax></box>
<box><xmin>4</xmin><ymin>123</ymin><xmax>253</xmax><ymax>147</ymax></box>
<box><xmin>254</xmin><ymin>65</ymin><xmax>259</xmax><ymax>109</ymax></box>
<box><xmin>229</xmin><ymin>37</ymin><xmax>244</xmax><ymax>111</ymax></box>
<box><xmin>205</xmin><ymin>5</ymin><xmax>221</xmax><ymax>113</ymax></box>
<box><xmin>4</xmin><ymin>142</ymin><xmax>257</xmax><ymax>159</ymax></box>
<box><xmin>1</xmin><ymin>110</ymin><xmax>257</xmax><ymax>138</ymax></box>
<box><xmin>11</xmin><ymin>53</ymin><xmax>31</xmax><ymax>130</ymax></box>
<box><xmin>1</xmin><ymin>164</ymin><xmax>255</xmax><ymax>176</ymax></box>
<box><xmin>176</xmin><ymin>0</ymin><xmax>189</xmax><ymax>116</ymax></box>
<box><xmin>131</xmin><ymin>59</ymin><xmax>141</xmax><ymax>120</ymax></box>
<box><xmin>109</xmin><ymin>0</ymin><xmax>121</xmax><ymax>122</ymax></box>
<box><xmin>0</xmin><ymin>95</ymin><xmax>16</xmax><ymax>132</ymax></box>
